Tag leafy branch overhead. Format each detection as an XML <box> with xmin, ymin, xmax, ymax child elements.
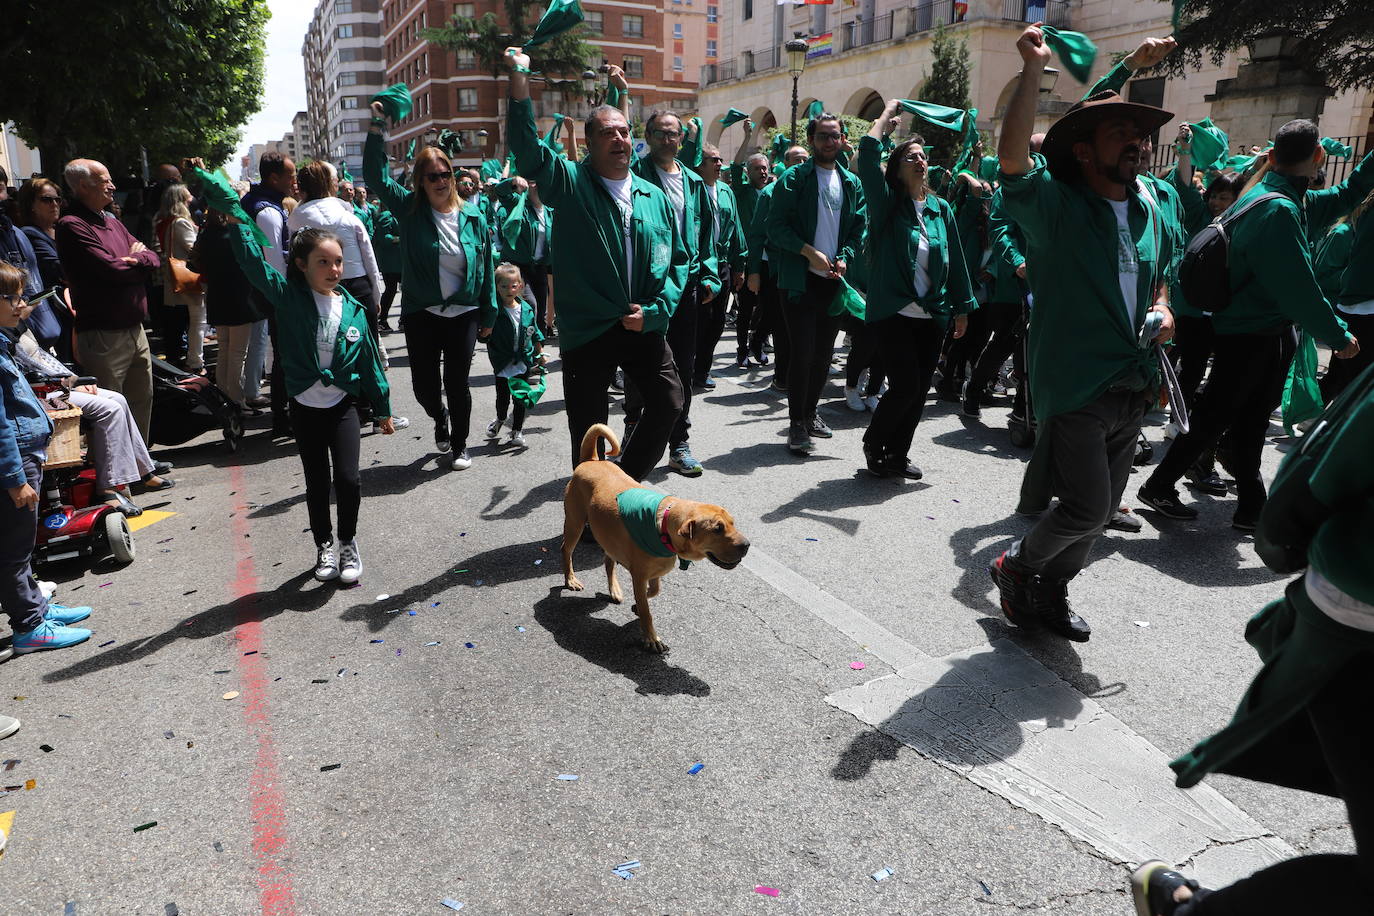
<box><xmin>1164</xmin><ymin>0</ymin><xmax>1374</xmax><ymax>92</ymax></box>
<box><xmin>424</xmin><ymin>0</ymin><xmax>600</xmax><ymax>91</ymax></box>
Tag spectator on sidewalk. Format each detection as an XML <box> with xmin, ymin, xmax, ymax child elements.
<box><xmin>190</xmin><ymin>210</ymin><xmax>262</xmax><ymax>409</ymax></box>
<box><xmin>154</xmin><ymin>183</ymin><xmax>208</xmax><ymax>374</ymax></box>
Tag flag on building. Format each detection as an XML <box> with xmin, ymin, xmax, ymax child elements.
<box><xmin>806</xmin><ymin>32</ymin><xmax>833</xmax><ymax>59</ymax></box>
<box><xmin>777</xmin><ymin>0</ymin><xmax>833</xmax><ymax>6</ymax></box>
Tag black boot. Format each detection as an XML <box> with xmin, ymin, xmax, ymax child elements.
<box><xmin>1029</xmin><ymin>575</ymin><xmax>1091</xmax><ymax>642</ymax></box>
<box><xmin>863</xmin><ymin>443</ymin><xmax>889</xmax><ymax>477</ymax></box>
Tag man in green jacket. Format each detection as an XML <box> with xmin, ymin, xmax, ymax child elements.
<box><xmin>1140</xmin><ymin>122</ymin><xmax>1367</xmax><ymax>529</ymax></box>
<box><xmin>765</xmin><ymin>115</ymin><xmax>867</xmax><ymax>455</ymax></box>
<box><xmin>504</xmin><ymin>47</ymin><xmax>689</xmax><ymax>480</ymax></box>
<box><xmin>732</xmin><ymin>153</ymin><xmax>772</xmax><ymax>368</ymax></box>
<box><xmin>746</xmin><ymin>147</ymin><xmax>808</xmax><ymax>383</ymax></box>
<box><xmin>694</xmin><ymin>142</ymin><xmax>748</xmax><ymax>391</ymax></box>
<box><xmin>499</xmin><ymin>177</ymin><xmax>554</xmax><ymax>337</ymax></box>
<box><xmin>989</xmin><ymin>24</ymin><xmax>1176</xmax><ymax>642</ymax></box>
<box><xmin>625</xmin><ymin>110</ymin><xmax>721</xmax><ymax>477</ymax></box>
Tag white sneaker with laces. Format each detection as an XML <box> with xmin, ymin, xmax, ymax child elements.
<box><xmin>0</xmin><ymin>714</ymin><xmax>19</xmax><ymax>741</ymax></box>
<box><xmin>844</xmin><ymin>386</ymin><xmax>867</xmax><ymax>412</ymax></box>
<box><xmin>486</xmin><ymin>418</ymin><xmax>504</xmax><ymax>439</ymax></box>
<box><xmin>314</xmin><ymin>540</ymin><xmax>339</xmax><ymax>582</ymax></box>
<box><xmin>509</xmin><ymin>429</ymin><xmax>526</xmax><ymax>448</ymax></box>
<box><xmin>338</xmin><ymin>540</ymin><xmax>362</xmax><ymax>585</ymax></box>
<box><xmin>451</xmin><ymin>449</ymin><xmax>473</xmax><ymax>470</ymax></box>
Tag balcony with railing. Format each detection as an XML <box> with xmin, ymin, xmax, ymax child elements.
<box><xmin>842</xmin><ymin>11</ymin><xmax>895</xmax><ymax>51</ymax></box>
<box><xmin>1001</xmin><ymin>0</ymin><xmax>1071</xmax><ymax>28</ymax></box>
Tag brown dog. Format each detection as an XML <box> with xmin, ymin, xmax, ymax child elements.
<box><xmin>562</xmin><ymin>424</ymin><xmax>750</xmax><ymax>653</ymax></box>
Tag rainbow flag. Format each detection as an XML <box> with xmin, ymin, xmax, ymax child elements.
<box><xmin>806</xmin><ymin>31</ymin><xmax>833</xmax><ymax>58</ymax></box>
<box><xmin>777</xmin><ymin>0</ymin><xmax>834</xmax><ymax>5</ymax></box>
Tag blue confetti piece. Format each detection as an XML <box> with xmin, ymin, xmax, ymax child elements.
<box><xmin>65</xmin><ymin>903</ymin><xmax>76</xmax><ymax>916</ymax></box>
<box><xmin>516</xmin><ymin>626</ymin><xmax>526</xmax><ymax>632</ymax></box>
<box><xmin>979</xmin><ymin>880</ymin><xmax>992</xmax><ymax>895</ymax></box>
<box><xmin>408</xmin><ymin>610</ymin><xmax>417</xmax><ymax>616</ymax></box>
<box><xmin>431</xmin><ymin>602</ymin><xmax>441</xmax><ymax>607</ymax></box>
<box><xmin>613</xmin><ymin>860</ymin><xmax>641</xmax><ymax>870</ymax></box>
<box><xmin>871</xmin><ymin>867</ymin><xmax>894</xmax><ymax>882</ymax></box>
<box><xmin>556</xmin><ymin>774</ymin><xmax>579</xmax><ymax>780</ymax></box>
<box><xmin>464</xmin><ymin>642</ymin><xmax>474</xmax><ymax>648</ymax></box>
<box><xmin>370</xmin><ymin>639</ymin><xmax>384</xmax><ymax>644</ymax></box>
<box><xmin>688</xmin><ymin>763</ymin><xmax>704</xmax><ymax>775</ymax></box>
<box><xmin>475</xmin><ymin>580</ymin><xmax>484</xmax><ymax>586</ymax></box>
<box><xmin>441</xmin><ymin>899</ymin><xmax>465</xmax><ymax>911</ymax></box>
<box><xmin>612</xmin><ymin>869</ymin><xmax>635</xmax><ymax>880</ymax></box>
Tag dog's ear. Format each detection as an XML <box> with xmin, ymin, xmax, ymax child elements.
<box><xmin>678</xmin><ymin>519</ymin><xmax>696</xmax><ymax>542</ymax></box>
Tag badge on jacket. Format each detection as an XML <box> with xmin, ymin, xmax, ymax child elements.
<box><xmin>345</xmin><ymin>326</ymin><xmax>362</xmax><ymax>343</ymax></box>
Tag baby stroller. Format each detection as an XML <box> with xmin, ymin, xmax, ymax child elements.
<box><xmin>150</xmin><ymin>357</ymin><xmax>243</xmax><ymax>452</ymax></box>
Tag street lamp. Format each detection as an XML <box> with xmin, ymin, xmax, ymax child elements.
<box><xmin>785</xmin><ymin>34</ymin><xmax>809</xmax><ymax>144</ymax></box>
<box><xmin>1038</xmin><ymin>66</ymin><xmax>1060</xmax><ymax>95</ymax></box>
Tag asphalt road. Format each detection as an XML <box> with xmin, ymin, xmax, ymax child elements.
<box><xmin>1</xmin><ymin>320</ymin><xmax>1352</xmax><ymax>915</ymax></box>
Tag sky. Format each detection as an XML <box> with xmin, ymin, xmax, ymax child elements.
<box><xmin>227</xmin><ymin>0</ymin><xmax>316</xmax><ymax>171</ymax></box>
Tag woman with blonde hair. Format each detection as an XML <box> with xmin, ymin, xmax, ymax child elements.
<box><xmin>154</xmin><ymin>183</ymin><xmax>207</xmax><ymax>373</ymax></box>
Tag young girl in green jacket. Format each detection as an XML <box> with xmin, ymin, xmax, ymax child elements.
<box><xmin>484</xmin><ymin>263</ymin><xmax>545</xmax><ymax>448</ymax></box>
<box><xmin>226</xmin><ymin>214</ymin><xmax>394</xmax><ymax>586</ymax></box>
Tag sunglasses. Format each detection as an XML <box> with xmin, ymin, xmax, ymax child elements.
<box><xmin>424</xmin><ymin>171</ymin><xmax>453</xmax><ymax>183</ymax></box>
<box><xmin>38</xmin><ymin>196</ymin><xmax>62</xmax><ymax>204</ymax></box>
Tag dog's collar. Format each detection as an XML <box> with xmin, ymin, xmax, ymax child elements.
<box><xmin>658</xmin><ymin>502</ymin><xmax>677</xmax><ymax>554</ymax></box>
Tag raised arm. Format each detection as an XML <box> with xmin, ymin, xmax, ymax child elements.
<box><xmin>1083</xmin><ymin>36</ymin><xmax>1175</xmax><ymax>100</ymax></box>
<box><xmin>607</xmin><ymin>65</ymin><xmax>631</xmax><ymax>119</ymax></box>
<box><xmin>998</xmin><ymin>25</ymin><xmax>1053</xmax><ymax>178</ymax></box>
<box><xmin>364</xmin><ymin>108</ymin><xmax>417</xmax><ymax>218</ymax></box>
<box><xmin>504</xmin><ymin>47</ymin><xmax>577</xmax><ymax>203</ymax></box>
<box><xmin>225</xmin><ymin>222</ymin><xmax>290</xmax><ymax>313</ymax></box>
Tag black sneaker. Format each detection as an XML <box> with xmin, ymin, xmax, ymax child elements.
<box><xmin>809</xmin><ymin>415</ymin><xmax>834</xmax><ymax>439</ymax></box>
<box><xmin>960</xmin><ymin>380</ymin><xmax>982</xmax><ymax>418</ymax></box>
<box><xmin>435</xmin><ymin>422</ymin><xmax>452</xmax><ymax>454</ymax></box>
<box><xmin>1029</xmin><ymin>576</ymin><xmax>1092</xmax><ymax>642</ymax></box>
<box><xmin>884</xmin><ymin>456</ymin><xmax>923</xmax><ymax>480</ymax></box>
<box><xmin>1232</xmin><ymin>508</ymin><xmax>1260</xmax><ymax>533</ymax></box>
<box><xmin>863</xmin><ymin>444</ymin><xmax>889</xmax><ymax>477</ymax></box>
<box><xmin>752</xmin><ymin>349</ymin><xmax>770</xmax><ymax>367</ymax></box>
<box><xmin>1137</xmin><ymin>485</ymin><xmax>1199</xmax><ymax>520</ymax></box>
<box><xmin>1134</xmin><ymin>433</ymin><xmax>1154</xmax><ymax>466</ymax></box>
<box><xmin>1185</xmin><ymin>463</ymin><xmax>1227</xmax><ymax>496</ymax></box>
<box><xmin>989</xmin><ymin>551</ymin><xmax>1037</xmax><ymax>630</ymax></box>
<box><xmin>787</xmin><ymin>421</ymin><xmax>815</xmax><ymax>455</ymax></box>
<box><xmin>735</xmin><ymin>353</ymin><xmax>750</xmax><ymax>370</ymax></box>
<box><xmin>935</xmin><ymin>381</ymin><xmax>962</xmax><ymax>403</ymax></box>
<box><xmin>1131</xmin><ymin>860</ymin><xmax>1203</xmax><ymax>916</ymax></box>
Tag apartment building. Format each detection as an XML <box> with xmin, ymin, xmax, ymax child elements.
<box><xmin>665</xmin><ymin>0</ymin><xmax>715</xmax><ymax>90</ymax></box>
<box><xmin>379</xmin><ymin>0</ymin><xmax>699</xmax><ymax>169</ymax></box>
<box><xmin>302</xmin><ymin>0</ymin><xmax>388</xmax><ymax>181</ymax></box>
<box><xmin>698</xmin><ymin>0</ymin><xmax>1374</xmax><ymax>175</ymax></box>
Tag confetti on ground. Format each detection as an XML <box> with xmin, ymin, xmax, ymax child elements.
<box><xmin>165</xmin><ymin>903</ymin><xmax>180</xmax><ymax>916</ymax></box>
<box><xmin>311</xmin><ymin>678</ymin><xmax>329</xmax><ymax>684</ymax></box>
<box><xmin>65</xmin><ymin>902</ymin><xmax>76</xmax><ymax>916</ymax></box>
<box><xmin>464</xmin><ymin>642</ymin><xmax>474</xmax><ymax>649</ymax></box>
<box><xmin>370</xmin><ymin>639</ymin><xmax>384</xmax><ymax>644</ymax></box>
<box><xmin>516</xmin><ymin>626</ymin><xmax>525</xmax><ymax>632</ymax></box>
<box><xmin>375</xmin><ymin>594</ymin><xmax>390</xmax><ymax>601</ymax></box>
<box><xmin>1133</xmin><ymin>621</ymin><xmax>1150</xmax><ymax>628</ymax></box>
<box><xmin>24</xmin><ymin>779</ymin><xmax>34</xmax><ymax>790</ymax></box>
<box><xmin>424</xmin><ymin>641</ymin><xmax>440</xmax><ymax>647</ymax></box>
<box><xmin>871</xmin><ymin>867</ymin><xmax>894</xmax><ymax>882</ymax></box>
<box><xmin>979</xmin><ymin>881</ymin><xmax>993</xmax><ymax>895</ymax></box>
<box><xmin>431</xmin><ymin>602</ymin><xmax>441</xmax><ymax>607</ymax></box>
<box><xmin>133</xmin><ymin>821</ymin><xmax>158</xmax><ymax>832</ymax></box>
<box><xmin>320</xmin><ymin>764</ymin><xmax>342</xmax><ymax>772</ymax></box>
<box><xmin>337</xmin><ymin>669</ymin><xmax>347</xmax><ymax>677</ymax></box>
<box><xmin>534</xmin><ymin>559</ymin><xmax>543</xmax><ymax>565</ymax></box>
<box><xmin>556</xmin><ymin>774</ymin><xmax>579</xmax><ymax>781</ymax></box>
<box><xmin>688</xmin><ymin>763</ymin><xmax>704</xmax><ymax>775</ymax></box>
<box><xmin>213</xmin><ymin>841</ymin><xmax>223</xmax><ymax>852</ymax></box>
<box><xmin>39</xmin><ymin>745</ymin><xmax>53</xmax><ymax>753</ymax></box>
<box><xmin>213</xmin><ymin>669</ymin><xmax>230</xmax><ymax>674</ymax></box>
<box><xmin>98</xmin><ymin>582</ymin><xmax>111</xmax><ymax>588</ymax></box>
<box><xmin>243</xmin><ymin>650</ymin><xmax>258</xmax><ymax>656</ymax></box>
<box><xmin>453</xmin><ymin>569</ymin><xmax>469</xmax><ymax>573</ymax></box>
<box><xmin>408</xmin><ymin>610</ymin><xmax>418</xmax><ymax>616</ymax></box>
<box><xmin>754</xmin><ymin>886</ymin><xmax>780</xmax><ymax>897</ymax></box>
<box><xmin>164</xmin><ymin>731</ymin><xmax>174</xmax><ymax>739</ymax></box>
<box><xmin>98</xmin><ymin>640</ymin><xmax>115</xmax><ymax>648</ymax></box>
<box><xmin>613</xmin><ymin>860</ymin><xmax>641</xmax><ymax>871</ymax></box>
<box><xmin>804</xmin><ymin>538</ymin><xmax>819</xmax><ymax>542</ymax></box>
<box><xmin>1</xmin><ymin>760</ymin><xmax>17</xmax><ymax>772</ymax></box>
<box><xmin>221</xmin><ymin>691</ymin><xmax>239</xmax><ymax>701</ymax></box>
<box><xmin>850</xmin><ymin>662</ymin><xmax>866</xmax><ymax>670</ymax></box>
<box><xmin>440</xmin><ymin>899</ymin><xmax>465</xmax><ymax>911</ymax></box>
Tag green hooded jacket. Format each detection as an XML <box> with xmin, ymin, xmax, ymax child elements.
<box><xmin>853</xmin><ymin>135</ymin><xmax>975</xmax><ymax>325</ymax></box>
<box><xmin>363</xmin><ymin>132</ymin><xmax>497</xmax><ymax>324</ymax></box>
<box><xmin>352</xmin><ymin>201</ymin><xmax>375</xmax><ymax>238</ymax></box>
<box><xmin>631</xmin><ymin>156</ymin><xmax>721</xmax><ymax>297</ymax></box>
<box><xmin>506</xmin><ymin>96</ymin><xmax>690</xmax><ymax>351</ymax></box>
<box><xmin>765</xmin><ymin>159</ymin><xmax>868</xmax><ymax>297</ymax></box>
<box><xmin>227</xmin><ymin>224</ymin><xmax>391</xmax><ymax>417</ymax></box>
<box><xmin>501</xmin><ymin>192</ymin><xmax>553</xmax><ymax>266</ymax></box>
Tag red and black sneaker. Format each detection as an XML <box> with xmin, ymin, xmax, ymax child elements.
<box><xmin>989</xmin><ymin>551</ymin><xmax>1037</xmax><ymax>629</ymax></box>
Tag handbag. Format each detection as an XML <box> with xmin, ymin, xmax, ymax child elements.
<box><xmin>164</xmin><ymin>221</ymin><xmax>204</xmax><ymax>296</ymax></box>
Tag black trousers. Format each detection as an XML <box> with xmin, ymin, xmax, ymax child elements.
<box><xmin>379</xmin><ymin>273</ymin><xmax>401</xmax><ymax>325</ymax></box>
<box><xmin>1172</xmin><ymin>314</ymin><xmax>1216</xmax><ymax>410</ymax></box>
<box><xmin>782</xmin><ymin>273</ymin><xmax>841</xmax><ymax>424</ymax></box>
<box><xmin>967</xmin><ymin>300</ymin><xmax>1023</xmax><ymax>397</ymax></box>
<box><xmin>1147</xmin><ymin>331</ymin><xmax>1287</xmax><ymax>516</ymax></box>
<box><xmin>291</xmin><ymin>396</ymin><xmax>361</xmax><ymax>547</ymax></box>
<box><xmin>403</xmin><ymin>307</ymin><xmax>480</xmax><ymax>450</ymax></box>
<box><xmin>517</xmin><ymin>262</ymin><xmax>551</xmax><ymax>336</ymax></box>
<box><xmin>756</xmin><ymin>264</ymin><xmax>787</xmax><ymax>377</ymax></box>
<box><xmin>735</xmin><ymin>284</ymin><xmax>760</xmax><ymax>360</ymax></box>
<box><xmin>1176</xmin><ymin>652</ymin><xmax>1374</xmax><ymax>915</ymax></box>
<box><xmin>940</xmin><ymin>303</ymin><xmax>991</xmax><ymax>391</ymax></box>
<box><xmin>494</xmin><ymin>372</ymin><xmax>532</xmax><ymax>430</ymax></box>
<box><xmin>863</xmin><ymin>314</ymin><xmax>943</xmax><ymax>461</ymax></box>
<box><xmin>694</xmin><ymin>268</ymin><xmax>731</xmax><ymax>384</ymax></box>
<box><xmin>563</xmin><ymin>323</ymin><xmax>683</xmax><ymax>480</ymax></box>
<box><xmin>843</xmin><ymin>313</ymin><xmax>883</xmax><ymax>393</ymax></box>
<box><xmin>625</xmin><ymin>285</ymin><xmax>698</xmax><ymax>449</ymax></box>
<box><xmin>1320</xmin><ymin>312</ymin><xmax>1373</xmax><ymax>402</ymax></box>
<box><xmin>1</xmin><ymin>452</ymin><xmax>47</xmax><ymax>633</ymax></box>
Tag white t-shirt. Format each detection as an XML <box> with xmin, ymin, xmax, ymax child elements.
<box><xmin>812</xmin><ymin>164</ymin><xmax>842</xmax><ymax>276</ymax></box>
<box><xmin>294</xmin><ymin>290</ymin><xmax>347</xmax><ymax>409</ymax></box>
<box><xmin>254</xmin><ymin>206</ymin><xmax>287</xmax><ymax>275</ymax></box>
<box><xmin>705</xmin><ymin>183</ymin><xmax>721</xmax><ymax>249</ymax></box>
<box><xmin>656</xmin><ymin>166</ymin><xmax>687</xmax><ymax>237</ymax></box>
<box><xmin>430</xmin><ymin>207</ymin><xmax>476</xmax><ymax>318</ymax></box>
<box><xmin>598</xmin><ymin>174</ymin><xmax>635</xmax><ymax>298</ymax></box>
<box><xmin>496</xmin><ymin>305</ymin><xmax>527</xmax><ymax>378</ymax></box>
<box><xmin>1108</xmin><ymin>198</ymin><xmax>1139</xmax><ymax>326</ymax></box>
<box><xmin>899</xmin><ymin>197</ymin><xmax>934</xmax><ymax>319</ymax></box>
<box><xmin>532</xmin><ymin>204</ymin><xmax>548</xmax><ymax>262</ymax></box>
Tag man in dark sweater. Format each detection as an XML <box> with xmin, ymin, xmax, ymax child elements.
<box><xmin>55</xmin><ymin>159</ymin><xmax>160</xmax><ymax>444</ymax></box>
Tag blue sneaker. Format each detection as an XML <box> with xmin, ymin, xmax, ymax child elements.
<box><xmin>668</xmin><ymin>445</ymin><xmax>704</xmax><ymax>477</ymax></box>
<box><xmin>44</xmin><ymin>603</ymin><xmax>92</xmax><ymax>625</ymax></box>
<box><xmin>11</xmin><ymin>621</ymin><xmax>92</xmax><ymax>654</ymax></box>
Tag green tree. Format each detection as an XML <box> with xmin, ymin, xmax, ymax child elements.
<box><xmin>424</xmin><ymin>0</ymin><xmax>601</xmax><ymax>97</ymax></box>
<box><xmin>0</xmin><ymin>0</ymin><xmax>269</xmax><ymax>182</ymax></box>
<box><xmin>916</xmin><ymin>26</ymin><xmax>973</xmax><ymax>171</ymax></box>
<box><xmin>1165</xmin><ymin>0</ymin><xmax>1374</xmax><ymax>92</ymax></box>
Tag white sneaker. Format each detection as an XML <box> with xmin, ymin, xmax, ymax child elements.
<box><xmin>313</xmin><ymin>540</ymin><xmax>339</xmax><ymax>582</ymax></box>
<box><xmin>377</xmin><ymin>416</ymin><xmax>409</xmax><ymax>432</ymax></box>
<box><xmin>451</xmin><ymin>449</ymin><xmax>472</xmax><ymax>470</ymax></box>
<box><xmin>38</xmin><ymin>580</ymin><xmax>56</xmax><ymax>599</ymax></box>
<box><xmin>338</xmin><ymin>540</ymin><xmax>362</xmax><ymax>585</ymax></box>
<box><xmin>0</xmin><ymin>714</ymin><xmax>19</xmax><ymax>741</ymax></box>
<box><xmin>486</xmin><ymin>418</ymin><xmax>504</xmax><ymax>439</ymax></box>
<box><xmin>1163</xmin><ymin>421</ymin><xmax>1179</xmax><ymax>440</ymax></box>
<box><xmin>864</xmin><ymin>394</ymin><xmax>881</xmax><ymax>411</ymax></box>
<box><xmin>509</xmin><ymin>429</ymin><xmax>526</xmax><ymax>448</ymax></box>
<box><xmin>844</xmin><ymin>386</ymin><xmax>867</xmax><ymax>412</ymax></box>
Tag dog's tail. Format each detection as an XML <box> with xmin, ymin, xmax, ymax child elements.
<box><xmin>578</xmin><ymin>423</ymin><xmax>621</xmax><ymax>464</ymax></box>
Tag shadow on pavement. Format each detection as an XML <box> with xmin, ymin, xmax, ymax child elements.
<box><xmin>703</xmin><ymin>440</ymin><xmax>841</xmax><ymax>477</ymax></box>
<box><xmin>761</xmin><ymin>472</ymin><xmax>924</xmax><ymax>535</ymax></box>
<box><xmin>532</xmin><ymin>588</ymin><xmax>711</xmax><ymax>697</ymax></box>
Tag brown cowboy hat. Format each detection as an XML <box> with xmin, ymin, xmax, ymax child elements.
<box><xmin>1041</xmin><ymin>91</ymin><xmax>1174</xmax><ymax>179</ymax></box>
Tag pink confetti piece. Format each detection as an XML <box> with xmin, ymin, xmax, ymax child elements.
<box><xmin>754</xmin><ymin>886</ymin><xmax>780</xmax><ymax>897</ymax></box>
<box><xmin>850</xmin><ymin>661</ymin><xmax>866</xmax><ymax>670</ymax></box>
<box><xmin>99</xmin><ymin>582</ymin><xmax>112</xmax><ymax>588</ymax></box>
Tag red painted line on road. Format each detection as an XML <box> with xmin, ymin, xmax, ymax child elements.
<box><xmin>229</xmin><ymin>464</ymin><xmax>297</xmax><ymax>915</ymax></box>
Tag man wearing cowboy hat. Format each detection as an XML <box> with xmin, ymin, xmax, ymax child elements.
<box><xmin>987</xmin><ymin>22</ymin><xmax>1176</xmax><ymax>642</ymax></box>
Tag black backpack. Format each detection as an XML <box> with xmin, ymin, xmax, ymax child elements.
<box><xmin>1177</xmin><ymin>191</ymin><xmax>1286</xmax><ymax>312</ymax></box>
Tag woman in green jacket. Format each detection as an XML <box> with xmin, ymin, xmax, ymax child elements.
<box><xmin>372</xmin><ymin>203</ymin><xmax>402</xmax><ymax>333</ymax></box>
<box><xmin>226</xmin><ymin>218</ymin><xmax>394</xmax><ymax>587</ymax></box>
<box><xmin>1317</xmin><ymin>188</ymin><xmax>1374</xmax><ymax>400</ymax></box>
<box><xmin>366</xmin><ymin>106</ymin><xmax>498</xmax><ymax>470</ymax></box>
<box><xmin>856</xmin><ymin>100</ymin><xmax>976</xmax><ymax>479</ymax></box>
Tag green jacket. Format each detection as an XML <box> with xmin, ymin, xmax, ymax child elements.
<box><xmin>1137</xmin><ymin>171</ymin><xmax>1191</xmax><ymax>318</ymax></box>
<box><xmin>1085</xmin><ymin>59</ymin><xmax>1133</xmax><ymax>99</ymax></box>
<box><xmin>987</xmin><ymin>191</ymin><xmax>1027</xmax><ymax>305</ymax></box>
<box><xmin>705</xmin><ymin>180</ymin><xmax>747</xmax><ymax>275</ymax></box>
<box><xmin>372</xmin><ymin>206</ymin><xmax>402</xmax><ymax>276</ymax></box>
<box><xmin>227</xmin><ymin>224</ymin><xmax>391</xmax><ymax>417</ymax></box>
<box><xmin>500</xmin><ymin>193</ymin><xmax>553</xmax><ymax>266</ymax></box>
<box><xmin>951</xmin><ymin>177</ymin><xmax>993</xmax><ymax>293</ymax></box>
<box><xmin>506</xmin><ymin>96</ymin><xmax>690</xmax><ymax>350</ymax></box>
<box><xmin>353</xmin><ymin>201</ymin><xmax>374</xmax><ymax>238</ymax></box>
<box><xmin>630</xmin><ymin>156</ymin><xmax>721</xmax><ymax>296</ymax></box>
<box><xmin>998</xmin><ymin>152</ymin><xmax>1172</xmax><ymax>422</ymax></box>
<box><xmin>1336</xmin><ymin>215</ymin><xmax>1374</xmax><ymax>308</ymax></box>
<box><xmin>364</xmin><ymin>132</ymin><xmax>497</xmax><ymax>323</ymax></box>
<box><xmin>765</xmin><ymin>159</ymin><xmax>868</xmax><ymax>297</ymax></box>
<box><xmin>1312</xmin><ymin>223</ymin><xmax>1352</xmax><ymax>301</ymax></box>
<box><xmin>1215</xmin><ymin>167</ymin><xmax>1361</xmax><ymax>347</ymax></box>
<box><xmin>854</xmin><ymin>135</ymin><xmax>975</xmax><ymax>324</ymax></box>
<box><xmin>734</xmin><ymin>177</ymin><xmax>765</xmax><ymax>251</ymax></box>
<box><xmin>746</xmin><ymin>182</ymin><xmax>778</xmax><ymax>277</ymax></box>
<box><xmin>486</xmin><ymin>297</ymin><xmax>544</xmax><ymax>374</ymax></box>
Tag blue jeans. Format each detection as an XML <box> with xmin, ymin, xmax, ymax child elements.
<box><xmin>1</xmin><ymin>452</ymin><xmax>48</xmax><ymax>634</ymax></box>
<box><xmin>242</xmin><ymin>319</ymin><xmax>269</xmax><ymax>400</ymax></box>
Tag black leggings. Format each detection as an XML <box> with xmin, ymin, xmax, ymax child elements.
<box><xmin>782</xmin><ymin>273</ymin><xmax>842</xmax><ymax>424</ymax></box>
<box><xmin>291</xmin><ymin>396</ymin><xmax>361</xmax><ymax>547</ymax></box>
<box><xmin>843</xmin><ymin>314</ymin><xmax>883</xmax><ymax>394</ymax></box>
<box><xmin>404</xmin><ymin>307</ymin><xmax>480</xmax><ymax>450</ymax></box>
<box><xmin>494</xmin><ymin>374</ymin><xmax>530</xmax><ymax>430</ymax></box>
<box><xmin>967</xmin><ymin>300</ymin><xmax>1023</xmax><ymax>397</ymax></box>
<box><xmin>863</xmin><ymin>313</ymin><xmax>943</xmax><ymax>460</ymax></box>
<box><xmin>379</xmin><ymin>273</ymin><xmax>401</xmax><ymax>325</ymax></box>
<box><xmin>1172</xmin><ymin>314</ymin><xmax>1216</xmax><ymax>410</ymax></box>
